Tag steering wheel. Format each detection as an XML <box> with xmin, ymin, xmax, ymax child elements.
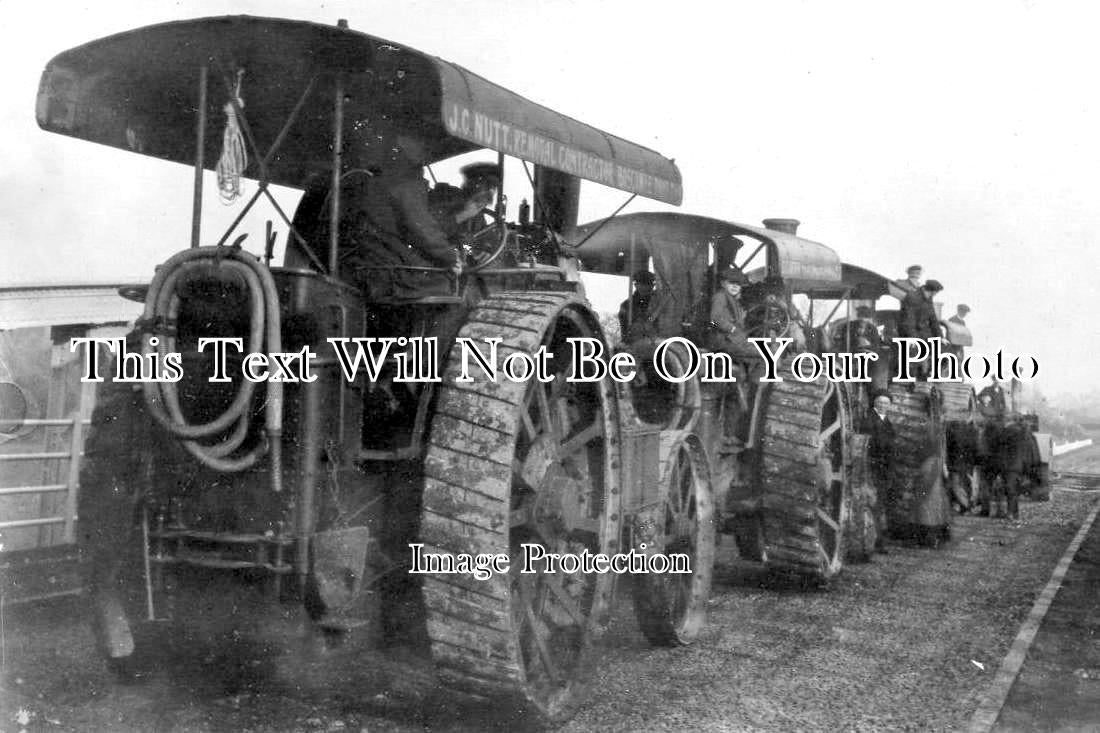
<box><xmin>745</xmin><ymin>302</ymin><xmax>792</xmax><ymax>339</ymax></box>
<box><xmin>461</xmin><ymin>208</ymin><xmax>511</xmax><ymax>273</ymax></box>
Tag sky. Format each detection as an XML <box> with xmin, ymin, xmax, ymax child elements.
<box><xmin>1</xmin><ymin>0</ymin><xmax>1097</xmax><ymax>395</ymax></box>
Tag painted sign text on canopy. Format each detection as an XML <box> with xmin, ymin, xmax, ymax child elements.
<box><xmin>443</xmin><ymin>102</ymin><xmax>681</xmax><ymax>204</ymax></box>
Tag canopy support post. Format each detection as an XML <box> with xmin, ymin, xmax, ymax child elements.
<box><xmin>190</xmin><ymin>65</ymin><xmax>208</xmax><ymax>249</ymax></box>
<box><xmin>627</xmin><ymin>233</ymin><xmax>637</xmax><ymax>331</ymax></box>
<box><xmin>495</xmin><ymin>150</ymin><xmax>506</xmax><ymax>216</ymax></box>
<box><xmin>739</xmin><ymin>241</ymin><xmax>766</xmax><ymax>271</ymax></box>
<box><xmin>328</xmin><ymin>74</ymin><xmax>345</xmax><ymax>277</ymax></box>
<box><xmin>820</xmin><ymin>287</ymin><xmax>852</xmax><ymax>329</ymax></box>
<box><xmin>201</xmin><ymin>66</ymin><xmax>326</xmax><ymax>271</ymax></box>
<box><xmin>845</xmin><ymin>298</ymin><xmax>852</xmax><ymax>352</ymax></box>
<box><xmin>573</xmin><ymin>193</ymin><xmax>637</xmax><ymax>249</ymax></box>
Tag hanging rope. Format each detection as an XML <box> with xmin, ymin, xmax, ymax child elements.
<box><xmin>216</xmin><ymin>69</ymin><xmax>248</xmax><ymax>204</ymax></box>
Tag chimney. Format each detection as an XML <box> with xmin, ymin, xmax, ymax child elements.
<box><xmin>762</xmin><ymin>218</ymin><xmax>800</xmax><ymax>235</ymax></box>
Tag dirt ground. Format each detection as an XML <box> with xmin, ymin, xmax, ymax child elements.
<box><xmin>1</xmin><ymin>488</ymin><xmax>1096</xmax><ymax>733</ymax></box>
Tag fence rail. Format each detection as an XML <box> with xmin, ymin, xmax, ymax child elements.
<box><xmin>0</xmin><ymin>415</ymin><xmax>90</xmax><ymax>542</ymax></box>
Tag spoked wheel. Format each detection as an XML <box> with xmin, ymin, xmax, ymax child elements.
<box><xmin>888</xmin><ymin>384</ymin><xmax>951</xmax><ymax>545</ymax></box>
<box><xmin>843</xmin><ymin>434</ymin><xmax>879</xmax><ymax>563</ymax></box>
<box><xmin>632</xmin><ymin>432</ymin><xmax>715</xmax><ymax>646</ymax></box>
<box><xmin>419</xmin><ymin>293</ymin><xmax>620</xmax><ymax>724</ymax></box>
<box><xmin>627</xmin><ymin>337</ymin><xmax>701</xmax><ymax>431</ymax></box>
<box><xmin>758</xmin><ymin>378</ymin><xmax>849</xmax><ymax>580</ymax></box>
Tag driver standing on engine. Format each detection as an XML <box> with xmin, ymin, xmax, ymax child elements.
<box><xmin>342</xmin><ymin>133</ymin><xmax>463</xmax><ymax>299</ymax></box>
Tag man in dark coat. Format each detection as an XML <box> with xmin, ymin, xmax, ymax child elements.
<box><xmin>430</xmin><ymin>161</ymin><xmax>502</xmax><ymax>239</ymax></box>
<box><xmin>843</xmin><ymin>305</ymin><xmax>883</xmax><ymax>351</ymax></box>
<box><xmin>896</xmin><ymin>264</ymin><xmax>923</xmax><ymax>294</ymax></box>
<box><xmin>336</xmin><ymin>134</ymin><xmax>462</xmax><ymax>299</ymax></box>
<box><xmin>897</xmin><ymin>279</ymin><xmax>943</xmax><ymax>379</ymax></box>
<box><xmin>866</xmin><ymin>392</ymin><xmax>896</xmax><ymax>551</ymax></box>
<box><xmin>978</xmin><ymin>379</ymin><xmax>1007</xmax><ymax>417</ymax></box>
<box><xmin>987</xmin><ymin>419</ymin><xmax>1035</xmax><ymax>520</ymax></box>
<box><xmin>943</xmin><ymin>303</ymin><xmax>972</xmax><ymax>359</ymax></box>
<box><xmin>708</xmin><ymin>265</ymin><xmax>756</xmax><ymax>359</ymax></box>
<box><xmin>618</xmin><ymin>270</ymin><xmax>668</xmax><ymax>343</ymax></box>
<box><xmin>898</xmin><ymin>279</ymin><xmax>943</xmax><ymax>340</ymax></box>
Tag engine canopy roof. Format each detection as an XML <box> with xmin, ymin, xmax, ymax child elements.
<box><xmin>573</xmin><ymin>212</ymin><xmax>843</xmax><ymax>291</ymax></box>
<box><xmin>36</xmin><ymin>15</ymin><xmax>682</xmax><ymax>203</ymax></box>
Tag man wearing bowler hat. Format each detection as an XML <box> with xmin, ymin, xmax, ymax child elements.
<box><xmin>708</xmin><ymin>265</ymin><xmax>757</xmax><ymax>359</ymax></box>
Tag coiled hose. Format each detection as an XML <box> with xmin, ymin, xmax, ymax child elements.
<box><xmin>140</xmin><ymin>247</ymin><xmax>283</xmax><ymax>492</ymax></box>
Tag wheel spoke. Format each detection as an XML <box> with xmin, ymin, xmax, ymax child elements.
<box><xmin>815</xmin><ymin>506</ymin><xmax>840</xmax><ymax>534</ymax></box>
<box><xmin>513</xmin><ymin>459</ymin><xmax>539</xmax><ymax>492</ymax></box>
<box><xmin>558</xmin><ymin>420</ymin><xmax>603</xmax><ymax>458</ymax></box>
<box><xmin>516</xmin><ymin>577</ymin><xmax>563</xmax><ymax>683</ymax></box>
<box><xmin>541</xmin><ymin>573</ymin><xmax>586</xmax><ymax>627</ymax></box>
<box><xmin>536</xmin><ymin>382</ymin><xmax>561</xmax><ymax>446</ymax></box>
<box><xmin>819</xmin><ymin>416</ymin><xmax>842</xmax><ymax>443</ymax></box>
<box><xmin>510</xmin><ymin>497</ymin><xmax>535</xmax><ymax>529</ymax></box>
<box><xmin>520</xmin><ymin>408</ymin><xmax>538</xmax><ymax>442</ymax></box>
<box><xmin>822</xmin><ymin>465</ymin><xmax>844</xmax><ymax>485</ymax></box>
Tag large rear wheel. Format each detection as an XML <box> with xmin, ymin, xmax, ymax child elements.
<box><xmin>887</xmin><ymin>384</ymin><xmax>951</xmax><ymax>545</ymax></box>
<box><xmin>758</xmin><ymin>378</ymin><xmax>850</xmax><ymax>581</ymax></box>
<box><xmin>419</xmin><ymin>293</ymin><xmax>621</xmax><ymax>723</ymax></box>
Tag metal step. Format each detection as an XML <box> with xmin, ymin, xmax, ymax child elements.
<box><xmin>151</xmin><ymin>550</ymin><xmax>293</xmax><ymax>574</ymax></box>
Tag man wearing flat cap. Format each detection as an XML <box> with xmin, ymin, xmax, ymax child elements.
<box><xmin>899</xmin><ymin>279</ymin><xmax>943</xmax><ymax>339</ymax></box>
<box><xmin>430</xmin><ymin>161</ymin><xmax>502</xmax><ymax>239</ymax></box>
<box><xmin>708</xmin><ymin>265</ymin><xmax>758</xmax><ymax>359</ymax></box>
<box><xmin>944</xmin><ymin>303</ymin><xmax>973</xmax><ymax>359</ymax></box>
<box><xmin>844</xmin><ymin>305</ymin><xmax>884</xmax><ymax>352</ymax></box>
<box><xmin>906</xmin><ymin>265</ymin><xmax>923</xmax><ymax>290</ymax></box>
<box><xmin>894</xmin><ymin>265</ymin><xmax>923</xmax><ymax>294</ymax></box>
<box><xmin>618</xmin><ymin>269</ymin><xmax>669</xmax><ymax>343</ymax></box>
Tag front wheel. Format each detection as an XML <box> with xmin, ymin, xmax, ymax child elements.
<box><xmin>632</xmin><ymin>432</ymin><xmax>716</xmax><ymax>646</ymax></box>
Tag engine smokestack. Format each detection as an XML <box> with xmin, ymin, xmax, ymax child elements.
<box><xmin>762</xmin><ymin>218</ymin><xmax>800</xmax><ymax>235</ymax></box>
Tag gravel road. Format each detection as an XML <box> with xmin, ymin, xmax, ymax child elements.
<box><xmin>1</xmin><ymin>488</ymin><xmax>1096</xmax><ymax>732</ymax></box>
